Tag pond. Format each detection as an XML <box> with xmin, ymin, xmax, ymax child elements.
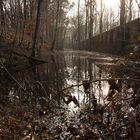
<box><xmin>36</xmin><ymin>51</ymin><xmax>112</xmax><ymax>111</ymax></box>
<box><xmin>0</xmin><ymin>50</ymin><xmax>140</xmax><ymax>140</ymax></box>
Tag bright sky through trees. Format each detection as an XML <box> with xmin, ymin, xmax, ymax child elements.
<box><xmin>103</xmin><ymin>0</ymin><xmax>119</xmax><ymax>8</ymax></box>
<box><xmin>68</xmin><ymin>0</ymin><xmax>120</xmax><ymax>17</ymax></box>
<box><xmin>69</xmin><ymin>0</ymin><xmax>120</xmax><ymax>7</ymax></box>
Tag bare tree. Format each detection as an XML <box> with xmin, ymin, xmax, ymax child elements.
<box><xmin>129</xmin><ymin>0</ymin><xmax>133</xmax><ymax>21</ymax></box>
<box><xmin>0</xmin><ymin>0</ymin><xmax>4</xmax><ymax>26</ymax></box>
<box><xmin>99</xmin><ymin>0</ymin><xmax>103</xmax><ymax>33</ymax></box>
<box><xmin>31</xmin><ymin>0</ymin><xmax>43</xmax><ymax>57</ymax></box>
<box><xmin>120</xmin><ymin>0</ymin><xmax>126</xmax><ymax>25</ymax></box>
<box><xmin>51</xmin><ymin>0</ymin><xmax>60</xmax><ymax>51</ymax></box>
<box><xmin>120</xmin><ymin>0</ymin><xmax>126</xmax><ymax>53</ymax></box>
<box><xmin>85</xmin><ymin>0</ymin><xmax>89</xmax><ymax>40</ymax></box>
<box><xmin>135</xmin><ymin>0</ymin><xmax>140</xmax><ymax>9</ymax></box>
<box><xmin>77</xmin><ymin>0</ymin><xmax>81</xmax><ymax>49</ymax></box>
<box><xmin>89</xmin><ymin>0</ymin><xmax>94</xmax><ymax>38</ymax></box>
<box><xmin>19</xmin><ymin>0</ymin><xmax>27</xmax><ymax>46</ymax></box>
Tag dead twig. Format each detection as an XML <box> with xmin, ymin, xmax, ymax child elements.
<box><xmin>0</xmin><ymin>58</ymin><xmax>25</xmax><ymax>90</ymax></box>
<box><xmin>36</xmin><ymin>81</ymin><xmax>48</xmax><ymax>96</ymax></box>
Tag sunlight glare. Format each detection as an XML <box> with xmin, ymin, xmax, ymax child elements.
<box><xmin>104</xmin><ymin>0</ymin><xmax>119</xmax><ymax>8</ymax></box>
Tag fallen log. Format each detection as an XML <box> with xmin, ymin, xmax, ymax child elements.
<box><xmin>12</xmin><ymin>50</ymin><xmax>46</xmax><ymax>64</ymax></box>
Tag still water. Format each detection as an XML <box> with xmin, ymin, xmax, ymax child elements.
<box><xmin>36</xmin><ymin>51</ymin><xmax>113</xmax><ymax>111</ymax></box>
<box><xmin>33</xmin><ymin>50</ymin><xmax>138</xmax><ymax>113</ymax></box>
<box><xmin>2</xmin><ymin>50</ymin><xmax>140</xmax><ymax>139</ymax></box>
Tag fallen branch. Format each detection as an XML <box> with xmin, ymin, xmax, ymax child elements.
<box><xmin>12</xmin><ymin>50</ymin><xmax>46</xmax><ymax>64</ymax></box>
<box><xmin>36</xmin><ymin>81</ymin><xmax>48</xmax><ymax>96</ymax></box>
<box><xmin>0</xmin><ymin>58</ymin><xmax>25</xmax><ymax>90</ymax></box>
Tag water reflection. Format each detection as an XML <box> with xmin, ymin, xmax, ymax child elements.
<box><xmin>36</xmin><ymin>52</ymin><xmax>110</xmax><ymax>113</ymax></box>
<box><xmin>6</xmin><ymin>51</ymin><xmax>139</xmax><ymax>114</ymax></box>
<box><xmin>1</xmin><ymin>51</ymin><xmax>140</xmax><ymax>139</ymax></box>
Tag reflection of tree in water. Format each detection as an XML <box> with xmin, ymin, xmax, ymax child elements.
<box><xmin>36</xmin><ymin>53</ymin><xmax>69</xmax><ymax>108</ymax></box>
<box><xmin>66</xmin><ymin>54</ymin><xmax>109</xmax><ymax>106</ymax></box>
<box><xmin>70</xmin><ymin>56</ymin><xmax>83</xmax><ymax>81</ymax></box>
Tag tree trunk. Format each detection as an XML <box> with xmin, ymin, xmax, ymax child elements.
<box><xmin>19</xmin><ymin>0</ymin><xmax>27</xmax><ymax>46</ymax></box>
<box><xmin>120</xmin><ymin>0</ymin><xmax>125</xmax><ymax>25</ymax></box>
<box><xmin>0</xmin><ymin>0</ymin><xmax>4</xmax><ymax>26</ymax></box>
<box><xmin>135</xmin><ymin>0</ymin><xmax>140</xmax><ymax>9</ymax></box>
<box><xmin>120</xmin><ymin>0</ymin><xmax>126</xmax><ymax>54</ymax></box>
<box><xmin>31</xmin><ymin>0</ymin><xmax>43</xmax><ymax>57</ymax></box>
<box><xmin>50</xmin><ymin>0</ymin><xmax>60</xmax><ymax>51</ymax></box>
<box><xmin>89</xmin><ymin>0</ymin><xmax>94</xmax><ymax>49</ymax></box>
<box><xmin>99</xmin><ymin>0</ymin><xmax>103</xmax><ymax>33</ymax></box>
<box><xmin>129</xmin><ymin>0</ymin><xmax>132</xmax><ymax>21</ymax></box>
<box><xmin>85</xmin><ymin>0</ymin><xmax>87</xmax><ymax>40</ymax></box>
<box><xmin>77</xmin><ymin>0</ymin><xmax>81</xmax><ymax>49</ymax></box>
<box><xmin>45</xmin><ymin>0</ymin><xmax>49</xmax><ymax>41</ymax></box>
